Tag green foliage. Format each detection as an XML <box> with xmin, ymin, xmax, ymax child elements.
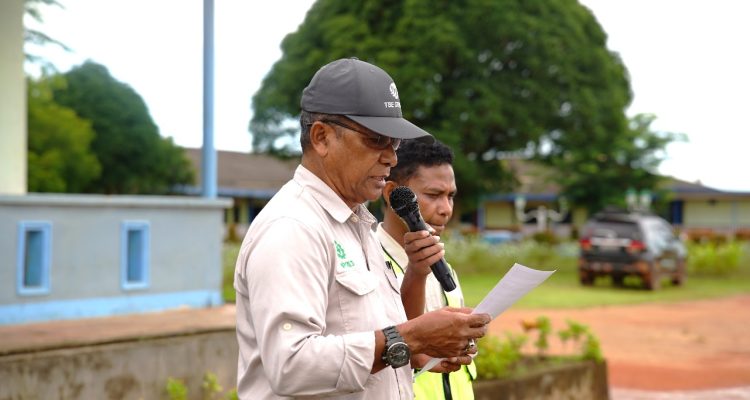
<box><xmin>202</xmin><ymin>372</ymin><xmax>223</xmax><ymax>400</ymax></box>
<box><xmin>474</xmin><ymin>332</ymin><xmax>526</xmax><ymax>379</ymax></box>
<box><xmin>24</xmin><ymin>0</ymin><xmax>70</xmax><ymax>68</ymax></box>
<box><xmin>476</xmin><ymin>317</ymin><xmax>603</xmax><ymax>380</ymax></box>
<box><xmin>444</xmin><ymin>236</ymin><xmax>577</xmax><ymax>275</ymax></box>
<box><xmin>27</xmin><ymin>75</ymin><xmax>101</xmax><ymax>192</ymax></box>
<box><xmin>531</xmin><ymin>316</ymin><xmax>551</xmax><ymax>356</ymax></box>
<box><xmin>52</xmin><ymin>61</ymin><xmax>195</xmax><ymax>194</ymax></box>
<box><xmin>557</xmin><ymin>320</ymin><xmax>603</xmax><ymax>362</ymax></box>
<box><xmin>165</xmin><ymin>377</ymin><xmax>188</xmax><ymax>400</ymax></box>
<box><xmin>455</xmin><ymin>239</ymin><xmax>750</xmax><ymax>309</ymax></box>
<box><xmin>542</xmin><ymin>113</ymin><xmax>685</xmax><ymax>213</ymax></box>
<box><xmin>688</xmin><ymin>241</ymin><xmax>744</xmax><ymax>276</ymax></box>
<box><xmin>530</xmin><ymin>230</ymin><xmax>559</xmax><ymax>245</ymax></box>
<box><xmin>222</xmin><ymin>241</ymin><xmax>241</xmax><ymax>303</ymax></box>
<box><xmin>250</xmin><ymin>0</ymin><xmax>674</xmax><ymax>212</ymax></box>
<box><xmin>164</xmin><ymin>372</ymin><xmax>236</xmax><ymax>400</ymax></box>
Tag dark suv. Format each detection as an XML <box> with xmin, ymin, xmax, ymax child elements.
<box><xmin>578</xmin><ymin>209</ymin><xmax>687</xmax><ymax>290</ymax></box>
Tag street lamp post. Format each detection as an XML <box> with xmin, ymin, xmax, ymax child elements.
<box><xmin>514</xmin><ymin>195</ymin><xmax>569</xmax><ymax>232</ymax></box>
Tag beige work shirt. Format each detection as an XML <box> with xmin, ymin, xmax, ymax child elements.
<box><xmin>234</xmin><ymin>165</ymin><xmax>414</xmax><ymax>399</ymax></box>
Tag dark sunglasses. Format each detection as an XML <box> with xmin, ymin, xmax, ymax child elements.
<box><xmin>320</xmin><ymin>119</ymin><xmax>401</xmax><ymax>151</ymax></box>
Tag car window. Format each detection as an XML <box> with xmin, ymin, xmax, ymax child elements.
<box><xmin>643</xmin><ymin>218</ymin><xmax>677</xmax><ymax>253</ymax></box>
<box><xmin>585</xmin><ymin>221</ymin><xmax>641</xmax><ymax>240</ymax></box>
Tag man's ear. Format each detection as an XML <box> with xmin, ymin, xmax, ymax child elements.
<box><xmin>383</xmin><ymin>180</ymin><xmax>398</xmax><ymax>208</ymax></box>
<box><xmin>309</xmin><ymin>121</ymin><xmax>332</xmax><ymax>157</ymax></box>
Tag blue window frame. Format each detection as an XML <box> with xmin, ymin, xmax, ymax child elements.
<box><xmin>17</xmin><ymin>221</ymin><xmax>52</xmax><ymax>296</ymax></box>
<box><xmin>120</xmin><ymin>221</ymin><xmax>150</xmax><ymax>290</ymax></box>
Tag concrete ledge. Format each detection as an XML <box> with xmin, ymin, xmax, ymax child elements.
<box><xmin>473</xmin><ymin>359</ymin><xmax>609</xmax><ymax>400</ymax></box>
<box><xmin>0</xmin><ymin>330</ymin><xmax>238</xmax><ymax>400</ymax></box>
<box><xmin>0</xmin><ymin>305</ymin><xmax>236</xmax><ymax>356</ymax></box>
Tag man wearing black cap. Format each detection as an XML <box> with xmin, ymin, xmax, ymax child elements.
<box><xmin>234</xmin><ymin>58</ymin><xmax>490</xmax><ymax>399</ymax></box>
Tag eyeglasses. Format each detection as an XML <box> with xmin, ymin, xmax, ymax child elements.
<box><xmin>321</xmin><ymin>119</ymin><xmax>401</xmax><ymax>151</ymax></box>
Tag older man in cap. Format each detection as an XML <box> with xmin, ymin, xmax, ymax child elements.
<box><xmin>234</xmin><ymin>58</ymin><xmax>490</xmax><ymax>399</ymax></box>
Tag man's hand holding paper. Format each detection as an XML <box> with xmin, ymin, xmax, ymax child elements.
<box><xmin>414</xmin><ymin>263</ymin><xmax>555</xmax><ymax>378</ymax></box>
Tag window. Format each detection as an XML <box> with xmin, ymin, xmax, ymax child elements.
<box><xmin>121</xmin><ymin>221</ymin><xmax>150</xmax><ymax>290</ymax></box>
<box><xmin>17</xmin><ymin>221</ymin><xmax>52</xmax><ymax>295</ymax></box>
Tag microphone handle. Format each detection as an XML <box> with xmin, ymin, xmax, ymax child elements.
<box><xmin>400</xmin><ymin>211</ymin><xmax>457</xmax><ymax>292</ymax></box>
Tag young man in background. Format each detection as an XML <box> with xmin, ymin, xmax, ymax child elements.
<box><xmin>377</xmin><ymin>139</ymin><xmax>476</xmax><ymax>399</ymax></box>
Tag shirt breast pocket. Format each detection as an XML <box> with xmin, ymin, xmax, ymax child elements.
<box><xmin>334</xmin><ymin>269</ymin><xmax>377</xmax><ymax>332</ymax></box>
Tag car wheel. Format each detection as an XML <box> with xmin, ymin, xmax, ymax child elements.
<box><xmin>579</xmin><ymin>270</ymin><xmax>594</xmax><ymax>286</ymax></box>
<box><xmin>644</xmin><ymin>261</ymin><xmax>661</xmax><ymax>291</ymax></box>
<box><xmin>672</xmin><ymin>259</ymin><xmax>686</xmax><ymax>286</ymax></box>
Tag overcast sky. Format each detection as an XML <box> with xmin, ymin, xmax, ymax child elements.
<box><xmin>27</xmin><ymin>0</ymin><xmax>750</xmax><ymax>192</ymax></box>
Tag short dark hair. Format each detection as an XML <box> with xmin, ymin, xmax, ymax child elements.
<box><xmin>388</xmin><ymin>139</ymin><xmax>454</xmax><ymax>184</ymax></box>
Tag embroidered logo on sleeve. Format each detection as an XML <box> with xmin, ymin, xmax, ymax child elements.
<box><xmin>334</xmin><ymin>240</ymin><xmax>355</xmax><ymax>269</ymax></box>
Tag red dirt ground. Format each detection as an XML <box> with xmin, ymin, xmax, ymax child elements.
<box><xmin>487</xmin><ymin>294</ymin><xmax>750</xmax><ymax>391</ymax></box>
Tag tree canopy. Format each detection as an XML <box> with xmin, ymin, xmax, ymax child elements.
<box><xmin>27</xmin><ymin>75</ymin><xmax>101</xmax><ymax>192</ymax></box>
<box><xmin>52</xmin><ymin>61</ymin><xmax>194</xmax><ymax>194</ymax></box>
<box><xmin>251</xmin><ymin>0</ymin><xmax>677</xmax><ymax>213</ymax></box>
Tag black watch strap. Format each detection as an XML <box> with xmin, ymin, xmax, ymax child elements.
<box><xmin>383</xmin><ymin>326</ymin><xmax>401</xmax><ymax>344</ymax></box>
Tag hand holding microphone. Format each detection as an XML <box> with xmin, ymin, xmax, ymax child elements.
<box><xmin>389</xmin><ymin>186</ymin><xmax>457</xmax><ymax>292</ymax></box>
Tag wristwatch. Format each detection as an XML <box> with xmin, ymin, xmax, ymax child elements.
<box><xmin>381</xmin><ymin>326</ymin><xmax>410</xmax><ymax>368</ymax></box>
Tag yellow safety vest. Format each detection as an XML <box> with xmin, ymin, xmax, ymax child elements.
<box><xmin>383</xmin><ymin>249</ymin><xmax>476</xmax><ymax>400</ymax></box>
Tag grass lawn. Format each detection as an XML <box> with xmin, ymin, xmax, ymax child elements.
<box><xmin>459</xmin><ymin>269</ymin><xmax>750</xmax><ymax>309</ymax></box>
<box><xmin>222</xmin><ymin>240</ymin><xmax>750</xmax><ymax>308</ymax></box>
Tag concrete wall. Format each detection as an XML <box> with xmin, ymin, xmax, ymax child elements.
<box><xmin>0</xmin><ymin>194</ymin><xmax>231</xmax><ymax>324</ymax></box>
<box><xmin>0</xmin><ymin>0</ymin><xmax>26</xmax><ymax>195</ymax></box>
<box><xmin>0</xmin><ymin>330</ymin><xmax>238</xmax><ymax>400</ymax></box>
<box><xmin>473</xmin><ymin>360</ymin><xmax>609</xmax><ymax>400</ymax></box>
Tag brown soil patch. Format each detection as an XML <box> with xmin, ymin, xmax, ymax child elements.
<box><xmin>488</xmin><ymin>294</ymin><xmax>750</xmax><ymax>390</ymax></box>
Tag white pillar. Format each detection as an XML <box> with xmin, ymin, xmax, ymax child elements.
<box><xmin>0</xmin><ymin>0</ymin><xmax>27</xmax><ymax>195</ymax></box>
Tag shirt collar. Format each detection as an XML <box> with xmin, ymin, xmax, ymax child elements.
<box><xmin>294</xmin><ymin>165</ymin><xmax>376</xmax><ymax>226</ymax></box>
<box><xmin>375</xmin><ymin>223</ymin><xmax>409</xmax><ymax>269</ymax></box>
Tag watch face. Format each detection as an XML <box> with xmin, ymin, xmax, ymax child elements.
<box><xmin>386</xmin><ymin>343</ymin><xmax>410</xmax><ymax>367</ymax></box>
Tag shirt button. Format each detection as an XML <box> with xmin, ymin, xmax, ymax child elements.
<box><xmin>282</xmin><ymin>322</ymin><xmax>292</xmax><ymax>331</ymax></box>
<box><xmin>351</xmin><ymin>215</ymin><xmax>359</xmax><ymax>222</ymax></box>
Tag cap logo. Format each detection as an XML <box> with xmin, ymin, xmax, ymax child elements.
<box><xmin>389</xmin><ymin>82</ymin><xmax>399</xmax><ymax>100</ymax></box>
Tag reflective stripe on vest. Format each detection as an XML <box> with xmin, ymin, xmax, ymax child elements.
<box><xmin>382</xmin><ymin>249</ymin><xmax>476</xmax><ymax>400</ymax></box>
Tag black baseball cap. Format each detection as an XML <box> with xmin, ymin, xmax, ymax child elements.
<box><xmin>301</xmin><ymin>58</ymin><xmax>433</xmax><ymax>141</ymax></box>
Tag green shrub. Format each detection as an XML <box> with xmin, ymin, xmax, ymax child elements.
<box><xmin>164</xmin><ymin>372</ymin><xmax>237</xmax><ymax>400</ymax></box>
<box><xmin>688</xmin><ymin>241</ymin><xmax>744</xmax><ymax>276</ymax></box>
<box><xmin>531</xmin><ymin>230</ymin><xmax>559</xmax><ymax>245</ymax></box>
<box><xmin>165</xmin><ymin>378</ymin><xmax>188</xmax><ymax>400</ymax></box>
<box><xmin>475</xmin><ymin>317</ymin><xmax>603</xmax><ymax>380</ymax></box>
<box><xmin>444</xmin><ymin>237</ymin><xmax>577</xmax><ymax>276</ymax></box>
<box><xmin>474</xmin><ymin>332</ymin><xmax>526</xmax><ymax>379</ymax></box>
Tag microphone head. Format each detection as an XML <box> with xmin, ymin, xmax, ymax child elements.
<box><xmin>389</xmin><ymin>186</ymin><xmax>419</xmax><ymax>216</ymax></box>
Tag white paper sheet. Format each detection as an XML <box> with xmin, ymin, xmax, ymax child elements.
<box><xmin>413</xmin><ymin>263</ymin><xmax>555</xmax><ymax>379</ymax></box>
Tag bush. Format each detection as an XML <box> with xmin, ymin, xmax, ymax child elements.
<box><xmin>687</xmin><ymin>241</ymin><xmax>744</xmax><ymax>276</ymax></box>
<box><xmin>475</xmin><ymin>317</ymin><xmax>603</xmax><ymax>380</ymax></box>
<box><xmin>531</xmin><ymin>230</ymin><xmax>559</xmax><ymax>245</ymax></box>
<box><xmin>474</xmin><ymin>333</ymin><xmax>526</xmax><ymax>379</ymax></box>
<box><xmin>444</xmin><ymin>237</ymin><xmax>577</xmax><ymax>275</ymax></box>
<box><xmin>164</xmin><ymin>372</ymin><xmax>237</xmax><ymax>400</ymax></box>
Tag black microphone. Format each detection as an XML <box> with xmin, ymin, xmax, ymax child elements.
<box><xmin>389</xmin><ymin>186</ymin><xmax>457</xmax><ymax>292</ymax></box>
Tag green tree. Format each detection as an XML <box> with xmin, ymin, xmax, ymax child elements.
<box><xmin>250</xmin><ymin>0</ymin><xmax>676</xmax><ymax>213</ymax></box>
<box><xmin>24</xmin><ymin>0</ymin><xmax>70</xmax><ymax>68</ymax></box>
<box><xmin>27</xmin><ymin>75</ymin><xmax>101</xmax><ymax>192</ymax></box>
<box><xmin>542</xmin><ymin>113</ymin><xmax>684</xmax><ymax>212</ymax></box>
<box><xmin>52</xmin><ymin>61</ymin><xmax>194</xmax><ymax>194</ymax></box>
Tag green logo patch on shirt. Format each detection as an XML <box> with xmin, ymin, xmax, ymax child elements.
<box><xmin>334</xmin><ymin>240</ymin><xmax>356</xmax><ymax>269</ymax></box>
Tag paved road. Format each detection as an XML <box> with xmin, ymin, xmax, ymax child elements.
<box><xmin>612</xmin><ymin>386</ymin><xmax>750</xmax><ymax>400</ymax></box>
